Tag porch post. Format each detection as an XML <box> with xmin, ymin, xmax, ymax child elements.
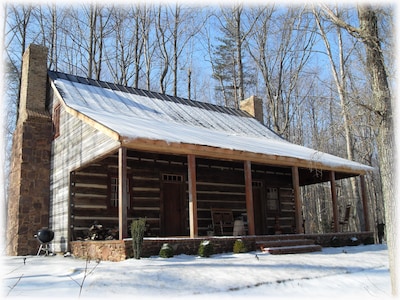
<box><xmin>360</xmin><ymin>175</ymin><xmax>370</xmax><ymax>231</ymax></box>
<box><xmin>118</xmin><ymin>147</ymin><xmax>128</xmax><ymax>239</ymax></box>
<box><xmin>188</xmin><ymin>154</ymin><xmax>198</xmax><ymax>237</ymax></box>
<box><xmin>292</xmin><ymin>166</ymin><xmax>304</xmax><ymax>234</ymax></box>
<box><xmin>330</xmin><ymin>171</ymin><xmax>339</xmax><ymax>232</ymax></box>
<box><xmin>244</xmin><ymin>160</ymin><xmax>255</xmax><ymax>235</ymax></box>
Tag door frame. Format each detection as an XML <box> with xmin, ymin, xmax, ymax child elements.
<box><xmin>252</xmin><ymin>180</ymin><xmax>267</xmax><ymax>235</ymax></box>
<box><xmin>160</xmin><ymin>173</ymin><xmax>186</xmax><ymax>236</ymax></box>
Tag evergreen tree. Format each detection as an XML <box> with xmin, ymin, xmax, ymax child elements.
<box><xmin>212</xmin><ymin>34</ymin><xmax>238</xmax><ymax>108</ymax></box>
<box><xmin>211</xmin><ymin>6</ymin><xmax>256</xmax><ymax>108</ymax></box>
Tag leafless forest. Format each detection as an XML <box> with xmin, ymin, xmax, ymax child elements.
<box><xmin>3</xmin><ymin>2</ymin><xmax>396</xmax><ymax>292</ymax></box>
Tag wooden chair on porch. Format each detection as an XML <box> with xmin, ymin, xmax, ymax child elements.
<box><xmin>339</xmin><ymin>204</ymin><xmax>351</xmax><ymax>232</ymax></box>
<box><xmin>211</xmin><ymin>208</ymin><xmax>234</xmax><ymax>236</ymax></box>
<box><xmin>330</xmin><ymin>204</ymin><xmax>352</xmax><ymax>232</ymax></box>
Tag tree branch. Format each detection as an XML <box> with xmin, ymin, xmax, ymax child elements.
<box><xmin>319</xmin><ymin>4</ymin><xmax>362</xmax><ymax>40</ymax></box>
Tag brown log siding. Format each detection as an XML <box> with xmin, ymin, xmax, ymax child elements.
<box><xmin>70</xmin><ymin>151</ymin><xmax>296</xmax><ymax>240</ymax></box>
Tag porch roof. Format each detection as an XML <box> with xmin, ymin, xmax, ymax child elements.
<box><xmin>48</xmin><ymin>71</ymin><xmax>372</xmax><ymax>175</ymax></box>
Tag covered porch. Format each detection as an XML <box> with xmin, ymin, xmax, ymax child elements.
<box><xmin>69</xmin><ymin>145</ymin><xmax>371</xmax><ymax>252</ymax></box>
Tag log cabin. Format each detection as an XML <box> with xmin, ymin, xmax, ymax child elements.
<box><xmin>7</xmin><ymin>44</ymin><xmax>373</xmax><ymax>258</ymax></box>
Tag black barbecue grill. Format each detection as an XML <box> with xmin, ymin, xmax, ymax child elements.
<box><xmin>35</xmin><ymin>228</ymin><xmax>54</xmax><ymax>256</ymax></box>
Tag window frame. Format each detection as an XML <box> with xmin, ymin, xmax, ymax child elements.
<box><xmin>53</xmin><ymin>103</ymin><xmax>61</xmax><ymax>139</ymax></box>
<box><xmin>108</xmin><ymin>173</ymin><xmax>132</xmax><ymax>211</ymax></box>
<box><xmin>266</xmin><ymin>187</ymin><xmax>279</xmax><ymax>211</ymax></box>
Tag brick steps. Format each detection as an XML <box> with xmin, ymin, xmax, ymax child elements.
<box><xmin>257</xmin><ymin>238</ymin><xmax>322</xmax><ymax>255</ymax></box>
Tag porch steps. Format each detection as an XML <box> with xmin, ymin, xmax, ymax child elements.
<box><xmin>256</xmin><ymin>239</ymin><xmax>322</xmax><ymax>255</ymax></box>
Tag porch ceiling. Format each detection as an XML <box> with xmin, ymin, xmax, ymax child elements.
<box><xmin>298</xmin><ymin>168</ymin><xmax>360</xmax><ymax>186</ymax></box>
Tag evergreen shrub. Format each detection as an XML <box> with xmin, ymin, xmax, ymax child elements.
<box><xmin>159</xmin><ymin>243</ymin><xmax>174</xmax><ymax>258</ymax></box>
<box><xmin>131</xmin><ymin>218</ymin><xmax>146</xmax><ymax>259</ymax></box>
<box><xmin>198</xmin><ymin>240</ymin><xmax>213</xmax><ymax>257</ymax></box>
<box><xmin>233</xmin><ymin>239</ymin><xmax>247</xmax><ymax>253</ymax></box>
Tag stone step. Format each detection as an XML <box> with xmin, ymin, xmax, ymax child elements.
<box><xmin>261</xmin><ymin>244</ymin><xmax>322</xmax><ymax>255</ymax></box>
<box><xmin>256</xmin><ymin>239</ymin><xmax>317</xmax><ymax>249</ymax></box>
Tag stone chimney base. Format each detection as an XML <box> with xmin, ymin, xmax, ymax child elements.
<box><xmin>7</xmin><ymin>115</ymin><xmax>52</xmax><ymax>256</ymax></box>
<box><xmin>6</xmin><ymin>44</ymin><xmax>51</xmax><ymax>256</ymax></box>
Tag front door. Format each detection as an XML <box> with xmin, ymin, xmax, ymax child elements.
<box><xmin>253</xmin><ymin>181</ymin><xmax>266</xmax><ymax>235</ymax></box>
<box><xmin>161</xmin><ymin>174</ymin><xmax>185</xmax><ymax>236</ymax></box>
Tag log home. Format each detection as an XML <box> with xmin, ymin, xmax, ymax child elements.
<box><xmin>7</xmin><ymin>44</ymin><xmax>373</xmax><ymax>258</ymax></box>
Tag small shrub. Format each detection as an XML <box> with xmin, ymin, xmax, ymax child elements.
<box><xmin>233</xmin><ymin>239</ymin><xmax>247</xmax><ymax>253</ymax></box>
<box><xmin>198</xmin><ymin>240</ymin><xmax>213</xmax><ymax>257</ymax></box>
<box><xmin>131</xmin><ymin>218</ymin><xmax>146</xmax><ymax>259</ymax></box>
<box><xmin>159</xmin><ymin>243</ymin><xmax>174</xmax><ymax>258</ymax></box>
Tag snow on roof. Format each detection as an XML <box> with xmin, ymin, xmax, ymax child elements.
<box><xmin>49</xmin><ymin>71</ymin><xmax>372</xmax><ymax>173</ymax></box>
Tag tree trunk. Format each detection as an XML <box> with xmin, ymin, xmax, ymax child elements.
<box><xmin>358</xmin><ymin>6</ymin><xmax>396</xmax><ymax>295</ymax></box>
<box><xmin>172</xmin><ymin>4</ymin><xmax>179</xmax><ymax>97</ymax></box>
<box><xmin>314</xmin><ymin>9</ymin><xmax>360</xmax><ymax>230</ymax></box>
<box><xmin>320</xmin><ymin>5</ymin><xmax>395</xmax><ymax>293</ymax></box>
<box><xmin>234</xmin><ymin>6</ymin><xmax>244</xmax><ymax>105</ymax></box>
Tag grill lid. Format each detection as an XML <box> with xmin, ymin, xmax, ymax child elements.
<box><xmin>36</xmin><ymin>228</ymin><xmax>54</xmax><ymax>244</ymax></box>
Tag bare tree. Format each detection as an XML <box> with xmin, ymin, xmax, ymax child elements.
<box><xmin>248</xmin><ymin>7</ymin><xmax>316</xmax><ymax>137</ymax></box>
<box><xmin>313</xmin><ymin>7</ymin><xmax>364</xmax><ymax>231</ymax></box>
<box><xmin>155</xmin><ymin>5</ymin><xmax>170</xmax><ymax>94</ymax></box>
<box><xmin>320</xmin><ymin>4</ymin><xmax>395</xmax><ymax>294</ymax></box>
<box><xmin>153</xmin><ymin>4</ymin><xmax>202</xmax><ymax>96</ymax></box>
<box><xmin>5</xmin><ymin>4</ymin><xmax>34</xmax><ymax>123</ymax></box>
<box><xmin>62</xmin><ymin>4</ymin><xmax>112</xmax><ymax>80</ymax></box>
<box><xmin>87</xmin><ymin>4</ymin><xmax>112</xmax><ymax>80</ymax></box>
<box><xmin>105</xmin><ymin>5</ymin><xmax>147</xmax><ymax>87</ymax></box>
<box><xmin>141</xmin><ymin>5</ymin><xmax>156</xmax><ymax>91</ymax></box>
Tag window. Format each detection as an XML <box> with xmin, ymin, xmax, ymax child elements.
<box><xmin>162</xmin><ymin>174</ymin><xmax>183</xmax><ymax>182</ymax></box>
<box><xmin>110</xmin><ymin>177</ymin><xmax>119</xmax><ymax>208</ymax></box>
<box><xmin>109</xmin><ymin>176</ymin><xmax>131</xmax><ymax>209</ymax></box>
<box><xmin>53</xmin><ymin>104</ymin><xmax>61</xmax><ymax>139</ymax></box>
<box><xmin>252</xmin><ymin>181</ymin><xmax>262</xmax><ymax>188</ymax></box>
<box><xmin>266</xmin><ymin>187</ymin><xmax>279</xmax><ymax>211</ymax></box>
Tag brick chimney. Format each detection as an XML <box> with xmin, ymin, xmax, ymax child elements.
<box><xmin>6</xmin><ymin>44</ymin><xmax>52</xmax><ymax>255</ymax></box>
<box><xmin>240</xmin><ymin>95</ymin><xmax>264</xmax><ymax>123</ymax></box>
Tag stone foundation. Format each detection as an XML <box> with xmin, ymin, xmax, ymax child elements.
<box><xmin>70</xmin><ymin>240</ymin><xmax>128</xmax><ymax>262</ymax></box>
<box><xmin>69</xmin><ymin>232</ymin><xmax>374</xmax><ymax>262</ymax></box>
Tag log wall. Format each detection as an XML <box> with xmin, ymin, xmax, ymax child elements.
<box><xmin>70</xmin><ymin>152</ymin><xmax>297</xmax><ymax>240</ymax></box>
<box><xmin>50</xmin><ymin>97</ymin><xmax>120</xmax><ymax>252</ymax></box>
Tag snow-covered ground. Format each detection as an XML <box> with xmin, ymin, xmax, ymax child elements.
<box><xmin>2</xmin><ymin>244</ymin><xmax>391</xmax><ymax>299</ymax></box>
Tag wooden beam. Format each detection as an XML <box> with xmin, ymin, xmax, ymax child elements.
<box><xmin>360</xmin><ymin>175</ymin><xmax>370</xmax><ymax>231</ymax></box>
<box><xmin>292</xmin><ymin>166</ymin><xmax>304</xmax><ymax>234</ymax></box>
<box><xmin>118</xmin><ymin>147</ymin><xmax>128</xmax><ymax>239</ymax></box>
<box><xmin>122</xmin><ymin>138</ymin><xmax>369</xmax><ymax>176</ymax></box>
<box><xmin>330</xmin><ymin>171</ymin><xmax>339</xmax><ymax>232</ymax></box>
<box><xmin>244</xmin><ymin>160</ymin><xmax>255</xmax><ymax>235</ymax></box>
<box><xmin>187</xmin><ymin>154</ymin><xmax>198</xmax><ymax>238</ymax></box>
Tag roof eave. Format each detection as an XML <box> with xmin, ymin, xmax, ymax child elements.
<box><xmin>121</xmin><ymin>136</ymin><xmax>370</xmax><ymax>176</ymax></box>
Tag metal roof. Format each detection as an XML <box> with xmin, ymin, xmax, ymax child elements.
<box><xmin>48</xmin><ymin>70</ymin><xmax>372</xmax><ymax>174</ymax></box>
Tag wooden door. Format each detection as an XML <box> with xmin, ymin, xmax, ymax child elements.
<box><xmin>162</xmin><ymin>175</ymin><xmax>185</xmax><ymax>236</ymax></box>
<box><xmin>253</xmin><ymin>181</ymin><xmax>266</xmax><ymax>235</ymax></box>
